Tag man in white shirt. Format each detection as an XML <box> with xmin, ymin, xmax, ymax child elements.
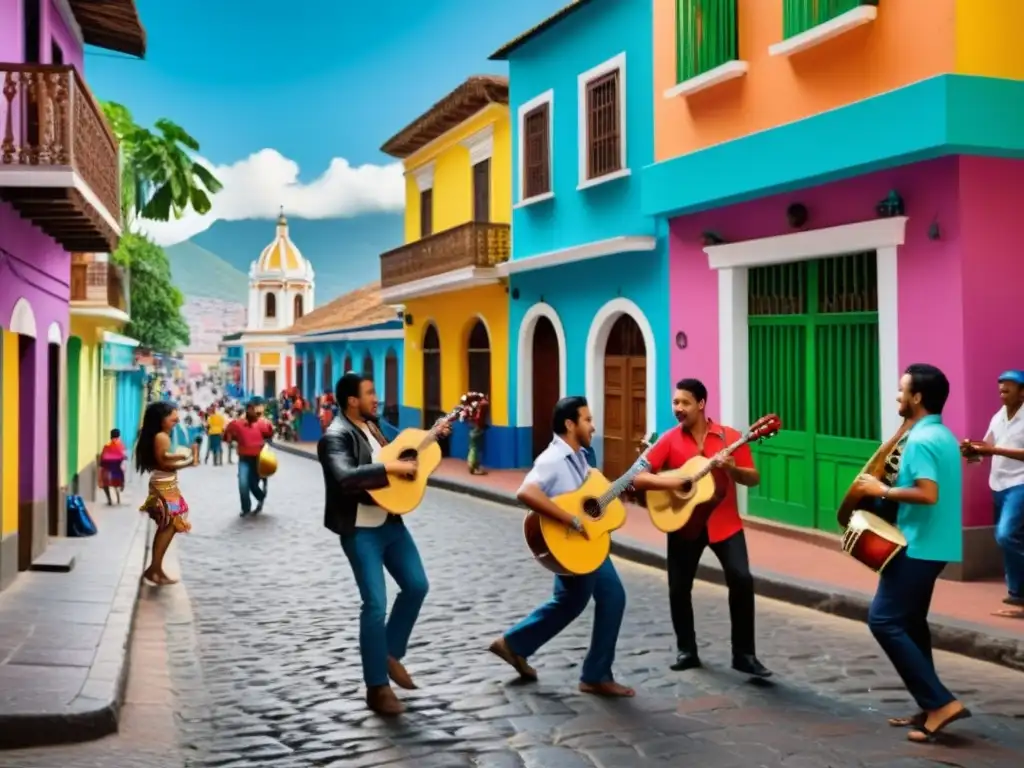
<box><xmin>963</xmin><ymin>369</ymin><xmax>1024</xmax><ymax>618</ymax></box>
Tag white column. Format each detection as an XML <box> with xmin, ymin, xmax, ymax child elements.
<box><xmin>717</xmin><ymin>266</ymin><xmax>750</xmax><ymax>513</ymax></box>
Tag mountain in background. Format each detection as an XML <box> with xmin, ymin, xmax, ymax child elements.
<box><xmin>165</xmin><ymin>241</ymin><xmax>248</xmax><ymax>354</ymax></box>
<box><xmin>187</xmin><ymin>213</ymin><xmax>404</xmax><ymax>303</ymax></box>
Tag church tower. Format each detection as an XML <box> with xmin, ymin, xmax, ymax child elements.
<box><xmin>247</xmin><ymin>209</ymin><xmax>315</xmax><ymax>329</ymax></box>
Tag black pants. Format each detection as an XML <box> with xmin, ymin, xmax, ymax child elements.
<box><xmin>667</xmin><ymin>529</ymin><xmax>756</xmax><ymax>656</ymax></box>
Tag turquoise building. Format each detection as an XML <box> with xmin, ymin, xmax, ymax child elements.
<box><xmin>102</xmin><ymin>332</ymin><xmax>145</xmax><ymax>457</ymax></box>
<box><xmin>491</xmin><ymin>0</ymin><xmax>670</xmax><ymax>474</ymax></box>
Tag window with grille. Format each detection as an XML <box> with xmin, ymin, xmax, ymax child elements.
<box><xmin>676</xmin><ymin>0</ymin><xmax>739</xmax><ymax>83</ymax></box>
<box><xmin>585</xmin><ymin>69</ymin><xmax>622</xmax><ymax>181</ymax></box>
<box><xmin>420</xmin><ymin>189</ymin><xmax>433</xmax><ymax>238</ymax></box>
<box><xmin>522</xmin><ymin>103</ymin><xmax>551</xmax><ymax>199</ymax></box>
<box><xmin>783</xmin><ymin>0</ymin><xmax>875</xmax><ymax>39</ymax></box>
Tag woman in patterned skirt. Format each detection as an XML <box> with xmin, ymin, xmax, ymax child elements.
<box><xmin>135</xmin><ymin>402</ymin><xmax>199</xmax><ymax>585</ymax></box>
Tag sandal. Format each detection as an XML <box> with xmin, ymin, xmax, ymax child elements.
<box><xmin>907</xmin><ymin>708</ymin><xmax>972</xmax><ymax>743</ymax></box>
<box><xmin>888</xmin><ymin>712</ymin><xmax>925</xmax><ymax>728</ymax></box>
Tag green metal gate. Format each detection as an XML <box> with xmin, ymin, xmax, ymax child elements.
<box><xmin>747</xmin><ymin>252</ymin><xmax>881</xmax><ymax>531</ymax></box>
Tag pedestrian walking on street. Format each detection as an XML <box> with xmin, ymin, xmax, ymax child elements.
<box><xmin>205</xmin><ymin>406</ymin><xmax>226</xmax><ymax>466</ymax></box>
<box><xmin>136</xmin><ymin>402</ymin><xmax>199</xmax><ymax>586</ymax></box>
<box><xmin>318</xmin><ymin>372</ymin><xmax>449</xmax><ymax>716</ymax></box>
<box><xmin>99</xmin><ymin>429</ymin><xmax>127</xmax><ymax>505</ymax></box>
<box><xmin>225</xmin><ymin>398</ymin><xmax>274</xmax><ymax>517</ymax></box>
<box><xmin>962</xmin><ymin>369</ymin><xmax>1024</xmax><ymax>619</ymax></box>
<box><xmin>632</xmin><ymin>379</ymin><xmax>772</xmax><ymax>679</ymax></box>
<box><xmin>853</xmin><ymin>364</ymin><xmax>972</xmax><ymax>743</ymax></box>
<box><xmin>490</xmin><ymin>396</ymin><xmax>635</xmax><ymax>698</ymax></box>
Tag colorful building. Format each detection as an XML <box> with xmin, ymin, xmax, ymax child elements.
<box><xmin>377</xmin><ymin>76</ymin><xmax>515</xmax><ymax>466</ymax></box>
<box><xmin>68</xmin><ymin>252</ymin><xmax>133</xmax><ymax>504</ymax></box>
<box><xmin>218</xmin><ymin>332</ymin><xmax>245</xmax><ymax>398</ymax></box>
<box><xmin>289</xmin><ymin>283</ymin><xmax>404</xmax><ymax>437</ymax></box>
<box><xmin>236</xmin><ymin>212</ymin><xmax>315</xmax><ymax>399</ymax></box>
<box><xmin>643</xmin><ymin>0</ymin><xmax>1024</xmax><ymax>579</ymax></box>
<box><xmin>103</xmin><ymin>332</ymin><xmax>145</xmax><ymax>458</ymax></box>
<box><xmin>0</xmin><ymin>0</ymin><xmax>144</xmax><ymax>589</ymax></box>
<box><xmin>491</xmin><ymin>0</ymin><xmax>670</xmax><ymax>473</ymax></box>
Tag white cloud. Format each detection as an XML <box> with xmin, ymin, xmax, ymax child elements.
<box><xmin>138</xmin><ymin>148</ymin><xmax>406</xmax><ymax>246</ymax></box>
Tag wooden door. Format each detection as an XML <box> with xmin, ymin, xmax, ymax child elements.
<box><xmin>47</xmin><ymin>342</ymin><xmax>60</xmax><ymax>535</ymax></box>
<box><xmin>602</xmin><ymin>314</ymin><xmax>646</xmax><ymax>479</ymax></box>
<box><xmin>262</xmin><ymin>370</ymin><xmax>276</xmax><ymax>399</ymax></box>
<box><xmin>531</xmin><ymin>316</ymin><xmax>560</xmax><ymax>458</ymax></box>
<box><xmin>422</xmin><ymin>324</ymin><xmax>448</xmax><ymax>450</ymax></box>
<box><xmin>363</xmin><ymin>351</ymin><xmax>374</xmax><ymax>380</ymax></box>
<box><xmin>467</xmin><ymin>319</ymin><xmax>490</xmax><ymax>396</ymax></box>
<box><xmin>384</xmin><ymin>350</ymin><xmax>399</xmax><ymax>426</ymax></box>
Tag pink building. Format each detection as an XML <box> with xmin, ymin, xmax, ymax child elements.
<box><xmin>642</xmin><ymin>1</ymin><xmax>1024</xmax><ymax>579</ymax></box>
<box><xmin>0</xmin><ymin>0</ymin><xmax>145</xmax><ymax>590</ymax></box>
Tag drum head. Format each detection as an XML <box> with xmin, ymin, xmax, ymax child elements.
<box><xmin>851</xmin><ymin>510</ymin><xmax>907</xmax><ymax>545</ymax></box>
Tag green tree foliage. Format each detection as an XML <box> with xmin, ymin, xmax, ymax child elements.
<box><xmin>112</xmin><ymin>234</ymin><xmax>191</xmax><ymax>352</ymax></box>
<box><xmin>101</xmin><ymin>101</ymin><xmax>223</xmax><ymax>227</ymax></box>
<box><xmin>100</xmin><ymin>101</ymin><xmax>223</xmax><ymax>353</ymax></box>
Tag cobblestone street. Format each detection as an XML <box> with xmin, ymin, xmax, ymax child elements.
<box><xmin>3</xmin><ymin>452</ymin><xmax>1023</xmax><ymax>767</ymax></box>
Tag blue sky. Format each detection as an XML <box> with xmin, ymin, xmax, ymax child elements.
<box><xmin>86</xmin><ymin>0</ymin><xmax>569</xmax><ymax>174</ymax></box>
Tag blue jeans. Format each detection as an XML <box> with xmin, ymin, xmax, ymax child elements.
<box><xmin>237</xmin><ymin>457</ymin><xmax>265</xmax><ymax>514</ymax></box>
<box><xmin>994</xmin><ymin>484</ymin><xmax>1024</xmax><ymax>599</ymax></box>
<box><xmin>868</xmin><ymin>550</ymin><xmax>955</xmax><ymax>711</ymax></box>
<box><xmin>340</xmin><ymin>518</ymin><xmax>429</xmax><ymax>687</ymax></box>
<box><xmin>504</xmin><ymin>556</ymin><xmax>625</xmax><ymax>685</ymax></box>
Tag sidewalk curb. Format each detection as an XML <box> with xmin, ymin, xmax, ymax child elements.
<box><xmin>278</xmin><ymin>444</ymin><xmax>1024</xmax><ymax>672</ymax></box>
<box><xmin>0</xmin><ymin>498</ymin><xmax>148</xmax><ymax>749</ymax></box>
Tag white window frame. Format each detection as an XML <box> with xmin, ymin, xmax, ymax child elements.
<box><xmin>515</xmin><ymin>89</ymin><xmax>555</xmax><ymax>208</ymax></box>
<box><xmin>577</xmin><ymin>52</ymin><xmax>629</xmax><ymax>191</ymax></box>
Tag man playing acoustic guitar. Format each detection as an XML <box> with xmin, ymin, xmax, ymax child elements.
<box><xmin>318</xmin><ymin>372</ymin><xmax>450</xmax><ymax>716</ymax></box>
<box><xmin>489</xmin><ymin>396</ymin><xmax>635</xmax><ymax>697</ymax></box>
<box><xmin>632</xmin><ymin>378</ymin><xmax>772</xmax><ymax>678</ymax></box>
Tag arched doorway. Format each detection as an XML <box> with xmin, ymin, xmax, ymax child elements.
<box><xmin>422</xmin><ymin>324</ymin><xmax>447</xmax><ymax>455</ymax></box>
<box><xmin>363</xmin><ymin>350</ymin><xmax>374</xmax><ymax>380</ymax></box>
<box><xmin>46</xmin><ymin>332</ymin><xmax>61</xmax><ymax>536</ymax></box>
<box><xmin>531</xmin><ymin>316</ymin><xmax>560</xmax><ymax>459</ymax></box>
<box><xmin>467</xmin><ymin>319</ymin><xmax>490</xmax><ymax>396</ymax></box>
<box><xmin>602</xmin><ymin>314</ymin><xmax>646</xmax><ymax>480</ymax></box>
<box><xmin>384</xmin><ymin>349</ymin><xmax>399</xmax><ymax>426</ymax></box>
<box><xmin>293</xmin><ymin>294</ymin><xmax>304</xmax><ymax>320</ymax></box>
<box><xmin>344</xmin><ymin>352</ymin><xmax>353</xmax><ymax>373</ymax></box>
<box><xmin>295</xmin><ymin>358</ymin><xmax>304</xmax><ymax>396</ymax></box>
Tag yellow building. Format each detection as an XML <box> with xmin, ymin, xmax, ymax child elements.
<box><xmin>378</xmin><ymin>75</ymin><xmax>514</xmax><ymax>467</ymax></box>
<box><xmin>67</xmin><ymin>253</ymin><xmax>132</xmax><ymax>501</ymax></box>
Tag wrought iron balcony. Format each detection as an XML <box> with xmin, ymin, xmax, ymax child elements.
<box><xmin>70</xmin><ymin>259</ymin><xmax>129</xmax><ymax>318</ymax></box>
<box><xmin>0</xmin><ymin>64</ymin><xmax>121</xmax><ymax>253</ymax></box>
<box><xmin>380</xmin><ymin>221</ymin><xmax>511</xmax><ymax>289</ymax></box>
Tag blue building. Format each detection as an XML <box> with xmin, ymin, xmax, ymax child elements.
<box><xmin>218</xmin><ymin>332</ymin><xmax>245</xmax><ymax>398</ymax></box>
<box><xmin>290</xmin><ymin>286</ymin><xmax>404</xmax><ymax>440</ymax></box>
<box><xmin>490</xmin><ymin>0</ymin><xmax>670</xmax><ymax>474</ymax></box>
<box><xmin>102</xmin><ymin>332</ymin><xmax>145</xmax><ymax>457</ymax></box>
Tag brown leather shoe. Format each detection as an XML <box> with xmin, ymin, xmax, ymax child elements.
<box><xmin>387</xmin><ymin>656</ymin><xmax>417</xmax><ymax>690</ymax></box>
<box><xmin>366</xmin><ymin>684</ymin><xmax>404</xmax><ymax>716</ymax></box>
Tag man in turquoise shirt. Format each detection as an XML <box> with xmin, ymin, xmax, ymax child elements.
<box><xmin>854</xmin><ymin>364</ymin><xmax>971</xmax><ymax>744</ymax></box>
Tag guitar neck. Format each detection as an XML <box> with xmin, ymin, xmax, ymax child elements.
<box><xmin>416</xmin><ymin>416</ymin><xmax>454</xmax><ymax>451</ymax></box>
<box><xmin>691</xmin><ymin>432</ymin><xmax>751</xmax><ymax>482</ymax></box>
<box><xmin>597</xmin><ymin>455</ymin><xmax>650</xmax><ymax>509</ymax></box>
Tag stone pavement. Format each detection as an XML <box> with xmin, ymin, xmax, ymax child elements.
<box><xmin>6</xmin><ymin>451</ymin><xmax>1022</xmax><ymax>766</ymax></box>
<box><xmin>0</xmin><ymin>480</ymin><xmax>150</xmax><ymax>748</ymax></box>
<box><xmin>277</xmin><ymin>444</ymin><xmax>1024</xmax><ymax>672</ymax></box>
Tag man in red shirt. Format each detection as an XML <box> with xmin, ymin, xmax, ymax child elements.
<box><xmin>225</xmin><ymin>398</ymin><xmax>275</xmax><ymax>517</ymax></box>
<box><xmin>633</xmin><ymin>378</ymin><xmax>771</xmax><ymax>678</ymax></box>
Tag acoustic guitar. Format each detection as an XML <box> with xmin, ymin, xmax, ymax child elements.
<box><xmin>646</xmin><ymin>415</ymin><xmax>782</xmax><ymax>537</ymax></box>
<box><xmin>524</xmin><ymin>434</ymin><xmax>657</xmax><ymax>576</ymax></box>
<box><xmin>368</xmin><ymin>393</ymin><xmax>484</xmax><ymax>515</ymax></box>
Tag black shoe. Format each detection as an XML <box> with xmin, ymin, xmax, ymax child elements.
<box><xmin>670</xmin><ymin>651</ymin><xmax>702</xmax><ymax>672</ymax></box>
<box><xmin>1004</xmin><ymin>595</ymin><xmax>1024</xmax><ymax>607</ymax></box>
<box><xmin>732</xmin><ymin>654</ymin><xmax>772</xmax><ymax>678</ymax></box>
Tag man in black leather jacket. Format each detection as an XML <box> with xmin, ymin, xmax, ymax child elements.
<box><xmin>318</xmin><ymin>371</ymin><xmax>449</xmax><ymax>716</ymax></box>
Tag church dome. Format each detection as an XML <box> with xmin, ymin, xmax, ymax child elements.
<box><xmin>255</xmin><ymin>210</ymin><xmax>312</xmax><ymax>279</ymax></box>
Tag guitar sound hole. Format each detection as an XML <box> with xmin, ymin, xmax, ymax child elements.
<box><xmin>679</xmin><ymin>480</ymin><xmax>693</xmax><ymax>495</ymax></box>
<box><xmin>582</xmin><ymin>498</ymin><xmax>601</xmax><ymax>519</ymax></box>
<box><xmin>398</xmin><ymin>448</ymin><xmax>418</xmax><ymax>461</ymax></box>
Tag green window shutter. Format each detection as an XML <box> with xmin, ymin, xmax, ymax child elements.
<box><xmin>676</xmin><ymin>0</ymin><xmax>739</xmax><ymax>83</ymax></box>
<box><xmin>783</xmin><ymin>0</ymin><xmax>878</xmax><ymax>40</ymax></box>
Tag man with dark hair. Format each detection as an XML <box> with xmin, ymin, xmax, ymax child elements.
<box><xmin>962</xmin><ymin>369</ymin><xmax>1024</xmax><ymax>618</ymax></box>
<box><xmin>853</xmin><ymin>363</ymin><xmax>970</xmax><ymax>742</ymax></box>
<box><xmin>633</xmin><ymin>378</ymin><xmax>771</xmax><ymax>678</ymax></box>
<box><xmin>489</xmin><ymin>396</ymin><xmax>634</xmax><ymax>697</ymax></box>
<box><xmin>224</xmin><ymin>397</ymin><xmax>273</xmax><ymax>516</ymax></box>
<box><xmin>318</xmin><ymin>371</ymin><xmax>449</xmax><ymax>716</ymax></box>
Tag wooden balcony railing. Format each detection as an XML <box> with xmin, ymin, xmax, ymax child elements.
<box><xmin>0</xmin><ymin>63</ymin><xmax>121</xmax><ymax>253</ymax></box>
<box><xmin>70</xmin><ymin>261</ymin><xmax>129</xmax><ymax>314</ymax></box>
<box><xmin>380</xmin><ymin>221</ymin><xmax>511</xmax><ymax>289</ymax></box>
